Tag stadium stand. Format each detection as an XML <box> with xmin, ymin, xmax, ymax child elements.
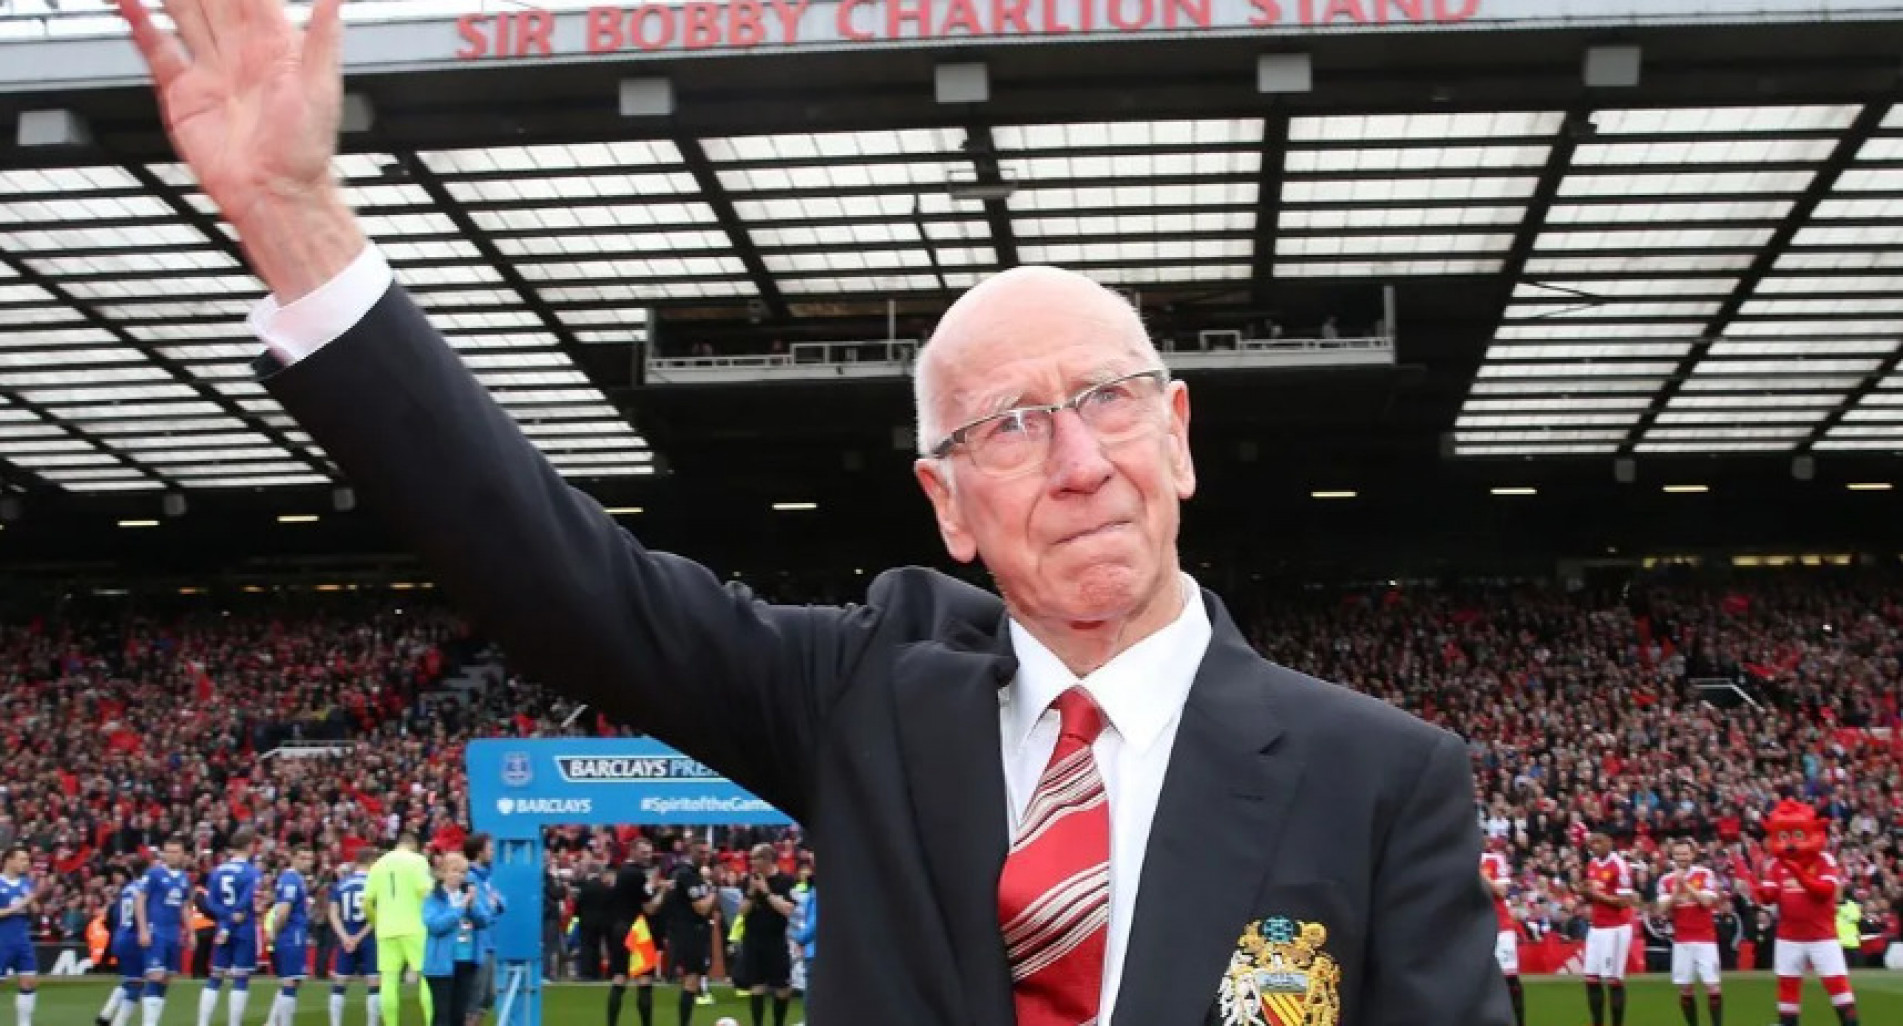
<box><xmin>0</xmin><ymin>570</ymin><xmax>1895</xmax><ymax>974</ymax></box>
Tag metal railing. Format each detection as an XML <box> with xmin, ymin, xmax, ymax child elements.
<box><xmin>1162</xmin><ymin>331</ymin><xmax>1394</xmax><ymax>356</ymax></box>
<box><xmin>644</xmin><ymin>330</ymin><xmax>1392</xmax><ymax>385</ymax></box>
<box><xmin>649</xmin><ymin>338</ymin><xmax>918</xmax><ymax>372</ymax></box>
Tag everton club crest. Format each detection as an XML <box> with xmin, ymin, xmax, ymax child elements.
<box><xmin>1216</xmin><ymin>916</ymin><xmax>1342</xmax><ymax>1026</ymax></box>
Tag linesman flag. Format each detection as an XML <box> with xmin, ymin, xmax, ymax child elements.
<box><xmin>626</xmin><ymin>915</ymin><xmax>660</xmax><ymax>977</ymax></box>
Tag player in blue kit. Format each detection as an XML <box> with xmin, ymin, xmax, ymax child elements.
<box><xmin>135</xmin><ymin>835</ymin><xmax>192</xmax><ymax>1026</ymax></box>
<box><xmin>265</xmin><ymin>845</ymin><xmax>316</xmax><ymax>1026</ymax></box>
<box><xmin>329</xmin><ymin>849</ymin><xmax>382</xmax><ymax>1026</ymax></box>
<box><xmin>198</xmin><ymin>827</ymin><xmax>262</xmax><ymax>1026</ymax></box>
<box><xmin>0</xmin><ymin>846</ymin><xmax>41</xmax><ymax>1026</ymax></box>
<box><xmin>94</xmin><ymin>864</ymin><xmax>145</xmax><ymax>1026</ymax></box>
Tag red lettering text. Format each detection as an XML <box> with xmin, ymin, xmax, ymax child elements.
<box><xmin>683</xmin><ymin>2</ymin><xmax>722</xmax><ymax>47</ymax></box>
<box><xmin>632</xmin><ymin>5</ymin><xmax>675</xmax><ymax>48</ymax></box>
<box><xmin>518</xmin><ymin>10</ymin><xmax>556</xmax><ymax>55</ymax></box>
<box><xmin>495</xmin><ymin>11</ymin><xmax>515</xmax><ymax>55</ymax></box>
<box><xmin>1320</xmin><ymin>0</ymin><xmax>1366</xmax><ymax>23</ymax></box>
<box><xmin>767</xmin><ymin>0</ymin><xmax>812</xmax><ymax>43</ymax></box>
<box><xmin>463</xmin><ymin>0</ymin><xmax>1488</xmax><ymax>57</ymax></box>
<box><xmin>730</xmin><ymin>0</ymin><xmax>767</xmax><ymax>45</ymax></box>
<box><xmin>888</xmin><ymin>0</ymin><xmax>930</xmax><ymax>37</ymax></box>
<box><xmin>940</xmin><ymin>0</ymin><xmax>986</xmax><ymax>35</ymax></box>
<box><xmin>1110</xmin><ymin>0</ymin><xmax>1153</xmax><ymax>29</ymax></box>
<box><xmin>993</xmin><ymin>0</ymin><xmax>1031</xmax><ymax>33</ymax></box>
<box><xmin>1040</xmin><ymin>0</ymin><xmax>1071</xmax><ymax>32</ymax></box>
<box><xmin>1164</xmin><ymin>0</ymin><xmax>1210</xmax><ymax>28</ymax></box>
<box><xmin>586</xmin><ymin>6</ymin><xmax>622</xmax><ymax>51</ymax></box>
<box><xmin>837</xmin><ymin>0</ymin><xmax>875</xmax><ymax>39</ymax></box>
<box><xmin>455</xmin><ymin>13</ymin><xmax>490</xmax><ymax>58</ymax></box>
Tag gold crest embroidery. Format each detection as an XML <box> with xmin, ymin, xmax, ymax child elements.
<box><xmin>1216</xmin><ymin>916</ymin><xmax>1342</xmax><ymax>1026</ymax></box>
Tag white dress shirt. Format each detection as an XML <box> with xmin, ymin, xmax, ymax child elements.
<box><xmin>251</xmin><ymin>248</ymin><xmax>1218</xmax><ymax>1025</ymax></box>
<box><xmin>1001</xmin><ymin>573</ymin><xmax>1212</xmax><ymax>1026</ymax></box>
<box><xmin>249</xmin><ymin>242</ymin><xmax>394</xmax><ymax>362</ymax></box>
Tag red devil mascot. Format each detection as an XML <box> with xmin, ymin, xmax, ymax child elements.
<box><xmin>1756</xmin><ymin>800</ymin><xmax>1857</xmax><ymax>1026</ymax></box>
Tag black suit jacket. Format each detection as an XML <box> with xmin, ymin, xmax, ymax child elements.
<box><xmin>262</xmin><ymin>285</ymin><xmax>1511</xmax><ymax>1026</ymax></box>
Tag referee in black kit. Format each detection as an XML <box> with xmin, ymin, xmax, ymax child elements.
<box><xmin>657</xmin><ymin>842</ymin><xmax>716</xmax><ymax>1026</ymax></box>
<box><xmin>736</xmin><ymin>845</ymin><xmax>797</xmax><ymax>1026</ymax></box>
<box><xmin>574</xmin><ymin>861</ymin><xmax>619</xmax><ymax>980</ymax></box>
<box><xmin>608</xmin><ymin>840</ymin><xmax>662</xmax><ymax>1026</ymax></box>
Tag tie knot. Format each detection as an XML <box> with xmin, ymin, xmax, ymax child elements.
<box><xmin>1053</xmin><ymin>687</ymin><xmax>1106</xmax><ymax>745</ymax></box>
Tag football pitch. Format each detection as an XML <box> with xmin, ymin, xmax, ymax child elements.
<box><xmin>9</xmin><ymin>972</ymin><xmax>1899</xmax><ymax>1024</ymax></box>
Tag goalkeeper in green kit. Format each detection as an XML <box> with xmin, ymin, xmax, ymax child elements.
<box><xmin>363</xmin><ymin>833</ymin><xmax>437</xmax><ymax>1025</ymax></box>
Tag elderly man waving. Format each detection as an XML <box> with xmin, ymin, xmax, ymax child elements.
<box><xmin>116</xmin><ymin>1</ymin><xmax>1510</xmax><ymax>1022</ymax></box>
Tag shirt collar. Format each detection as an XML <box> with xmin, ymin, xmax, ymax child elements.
<box><xmin>1003</xmin><ymin>572</ymin><xmax>1212</xmax><ymax>756</ymax></box>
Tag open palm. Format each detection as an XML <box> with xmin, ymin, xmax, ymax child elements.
<box><xmin>117</xmin><ymin>0</ymin><xmax>345</xmax><ymax>230</ymax></box>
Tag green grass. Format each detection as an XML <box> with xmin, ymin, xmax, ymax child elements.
<box><xmin>3</xmin><ymin>978</ymin><xmax>803</xmax><ymax>1025</ymax></box>
<box><xmin>1522</xmin><ymin>971</ymin><xmax>1903</xmax><ymax>1025</ymax></box>
<box><xmin>6</xmin><ymin>973</ymin><xmax>1899</xmax><ymax>1024</ymax></box>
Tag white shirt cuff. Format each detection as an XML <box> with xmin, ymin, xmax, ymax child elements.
<box><xmin>247</xmin><ymin>244</ymin><xmax>394</xmax><ymax>366</ymax></box>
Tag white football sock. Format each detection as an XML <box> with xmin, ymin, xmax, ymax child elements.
<box><xmin>367</xmin><ymin>989</ymin><xmax>383</xmax><ymax>1026</ymax></box>
<box><xmin>229</xmin><ymin>987</ymin><xmax>250</xmax><ymax>1026</ymax></box>
<box><xmin>330</xmin><ymin>990</ymin><xmax>346</xmax><ymax>1026</ymax></box>
<box><xmin>16</xmin><ymin>990</ymin><xmax>34</xmax><ymax>1026</ymax></box>
<box><xmin>141</xmin><ymin>995</ymin><xmax>164</xmax><ymax>1026</ymax></box>
<box><xmin>196</xmin><ymin>984</ymin><xmax>220</xmax><ymax>1026</ymax></box>
<box><xmin>99</xmin><ymin>986</ymin><xmax>125</xmax><ymax>1021</ymax></box>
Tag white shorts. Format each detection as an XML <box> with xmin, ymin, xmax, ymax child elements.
<box><xmin>1584</xmin><ymin>925</ymin><xmax>1633</xmax><ymax>980</ymax></box>
<box><xmin>1494</xmin><ymin>930</ymin><xmax>1519</xmax><ymax>974</ymax></box>
<box><xmin>1671</xmin><ymin>942</ymin><xmax>1720</xmax><ymax>986</ymax></box>
<box><xmin>1773</xmin><ymin>938</ymin><xmax>1848</xmax><ymax>978</ymax></box>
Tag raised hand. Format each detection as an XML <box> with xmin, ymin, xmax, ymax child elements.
<box><xmin>118</xmin><ymin>0</ymin><xmax>342</xmax><ymax>227</ymax></box>
<box><xmin>118</xmin><ymin>0</ymin><xmax>366</xmax><ymax>301</ymax></box>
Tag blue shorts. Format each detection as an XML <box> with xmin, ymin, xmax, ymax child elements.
<box><xmin>273</xmin><ymin>929</ymin><xmax>309</xmax><ymax>980</ymax></box>
<box><xmin>334</xmin><ymin>937</ymin><xmax>378</xmax><ymax>978</ymax></box>
<box><xmin>210</xmin><ymin>926</ymin><xmax>259</xmax><ymax>974</ymax></box>
<box><xmin>143</xmin><ymin>934</ymin><xmax>183</xmax><ymax>976</ymax></box>
<box><xmin>0</xmin><ymin>938</ymin><xmax>36</xmax><ymax>978</ymax></box>
<box><xmin>112</xmin><ymin>935</ymin><xmax>144</xmax><ymax>979</ymax></box>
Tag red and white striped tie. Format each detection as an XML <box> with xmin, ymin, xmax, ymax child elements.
<box><xmin>999</xmin><ymin>686</ymin><xmax>1111</xmax><ymax>1026</ymax></box>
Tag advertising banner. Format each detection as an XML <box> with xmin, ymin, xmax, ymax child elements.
<box><xmin>466</xmin><ymin>737</ymin><xmax>792</xmax><ymax>838</ymax></box>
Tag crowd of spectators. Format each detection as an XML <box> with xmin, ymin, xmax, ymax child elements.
<box><xmin>0</xmin><ymin>568</ymin><xmax>1897</xmax><ymax>967</ymax></box>
<box><xmin>1247</xmin><ymin>571</ymin><xmax>1902</xmax><ymax>959</ymax></box>
<box><xmin>0</xmin><ymin>596</ymin><xmax>592</xmax><ymax>948</ymax></box>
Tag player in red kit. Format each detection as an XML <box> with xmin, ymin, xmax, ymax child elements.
<box><xmin>1756</xmin><ymin>801</ymin><xmax>1858</xmax><ymax>1026</ymax></box>
<box><xmin>1580</xmin><ymin>832</ymin><xmax>1636</xmax><ymax>1026</ymax></box>
<box><xmin>1479</xmin><ymin>841</ymin><xmax>1524</xmax><ymax>1026</ymax></box>
<box><xmin>1655</xmin><ymin>839</ymin><xmax>1723</xmax><ymax>1026</ymax></box>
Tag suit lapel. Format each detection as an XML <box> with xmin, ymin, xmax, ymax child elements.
<box><xmin>1115</xmin><ymin>592</ymin><xmax>1304</xmax><ymax>1026</ymax></box>
<box><xmin>892</xmin><ymin>619</ymin><xmax>1017</xmax><ymax>1026</ymax></box>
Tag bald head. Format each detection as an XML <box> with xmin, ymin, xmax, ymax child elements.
<box><xmin>914</xmin><ymin>265</ymin><xmax>1157</xmax><ymax>455</ymax></box>
<box><xmin>908</xmin><ymin>262</ymin><xmax>1194</xmax><ymax>668</ymax></box>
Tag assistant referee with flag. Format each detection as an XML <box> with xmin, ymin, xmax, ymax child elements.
<box><xmin>364</xmin><ymin>834</ymin><xmax>436</xmax><ymax>1026</ymax></box>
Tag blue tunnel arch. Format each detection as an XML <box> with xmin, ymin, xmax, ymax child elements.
<box><xmin>466</xmin><ymin>739</ymin><xmax>795</xmax><ymax>1026</ymax></box>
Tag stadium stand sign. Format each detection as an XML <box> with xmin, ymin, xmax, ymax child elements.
<box><xmin>8</xmin><ymin>0</ymin><xmax>1903</xmax><ymax>87</ymax></box>
<box><xmin>466</xmin><ymin>738</ymin><xmax>792</xmax><ymax>1026</ymax></box>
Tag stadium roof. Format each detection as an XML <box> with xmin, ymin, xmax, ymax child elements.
<box><xmin>4</xmin><ymin>14</ymin><xmax>1903</xmax><ymax>568</ymax></box>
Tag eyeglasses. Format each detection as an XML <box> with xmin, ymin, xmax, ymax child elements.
<box><xmin>929</xmin><ymin>368</ymin><xmax>1171</xmax><ymax>478</ymax></box>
